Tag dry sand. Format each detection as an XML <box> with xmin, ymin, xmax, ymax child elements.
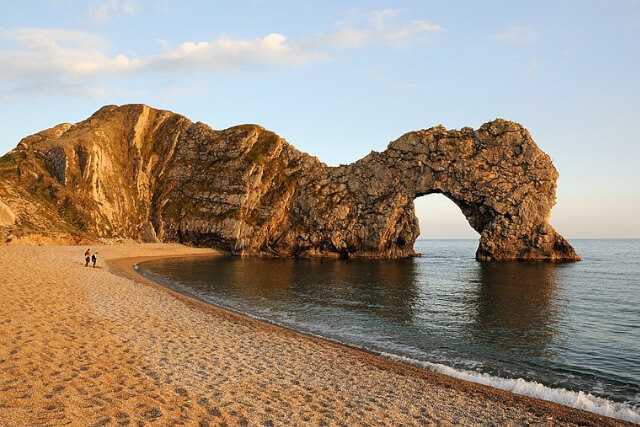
<box><xmin>0</xmin><ymin>244</ymin><xmax>631</xmax><ymax>426</ymax></box>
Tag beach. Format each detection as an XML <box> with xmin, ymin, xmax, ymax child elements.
<box><xmin>0</xmin><ymin>244</ymin><xmax>630</xmax><ymax>426</ymax></box>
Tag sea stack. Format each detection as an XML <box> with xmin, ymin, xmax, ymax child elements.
<box><xmin>0</xmin><ymin>104</ymin><xmax>579</xmax><ymax>261</ymax></box>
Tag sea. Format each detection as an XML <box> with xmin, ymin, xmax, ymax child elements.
<box><xmin>136</xmin><ymin>239</ymin><xmax>640</xmax><ymax>423</ymax></box>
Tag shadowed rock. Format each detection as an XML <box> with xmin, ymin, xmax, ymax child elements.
<box><xmin>0</xmin><ymin>104</ymin><xmax>579</xmax><ymax>261</ymax></box>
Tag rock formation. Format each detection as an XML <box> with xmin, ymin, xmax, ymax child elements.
<box><xmin>0</xmin><ymin>104</ymin><xmax>579</xmax><ymax>261</ymax></box>
<box><xmin>0</xmin><ymin>198</ymin><xmax>15</xmax><ymax>227</ymax></box>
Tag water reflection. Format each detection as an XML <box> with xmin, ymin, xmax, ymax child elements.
<box><xmin>142</xmin><ymin>255</ymin><xmax>561</xmax><ymax>359</ymax></box>
<box><xmin>159</xmin><ymin>256</ymin><xmax>421</xmax><ymax>325</ymax></box>
<box><xmin>470</xmin><ymin>262</ymin><xmax>560</xmax><ymax>357</ymax></box>
<box><xmin>138</xmin><ymin>240</ymin><xmax>640</xmax><ymax>408</ymax></box>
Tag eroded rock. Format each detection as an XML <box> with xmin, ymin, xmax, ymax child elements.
<box><xmin>140</xmin><ymin>221</ymin><xmax>158</xmax><ymax>243</ymax></box>
<box><xmin>0</xmin><ymin>104</ymin><xmax>579</xmax><ymax>261</ymax></box>
<box><xmin>0</xmin><ymin>199</ymin><xmax>15</xmax><ymax>226</ymax></box>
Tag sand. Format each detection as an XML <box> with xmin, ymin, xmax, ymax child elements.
<box><xmin>0</xmin><ymin>244</ymin><xmax>630</xmax><ymax>426</ymax></box>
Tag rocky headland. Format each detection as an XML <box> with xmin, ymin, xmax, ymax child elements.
<box><xmin>0</xmin><ymin>104</ymin><xmax>579</xmax><ymax>261</ymax></box>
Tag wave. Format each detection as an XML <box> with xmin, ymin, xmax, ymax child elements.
<box><xmin>136</xmin><ymin>263</ymin><xmax>640</xmax><ymax>424</ymax></box>
<box><xmin>379</xmin><ymin>352</ymin><xmax>640</xmax><ymax>424</ymax></box>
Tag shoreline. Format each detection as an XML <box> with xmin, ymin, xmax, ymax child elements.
<box><xmin>0</xmin><ymin>243</ymin><xmax>633</xmax><ymax>425</ymax></box>
<box><xmin>110</xmin><ymin>251</ymin><xmax>630</xmax><ymax>426</ymax></box>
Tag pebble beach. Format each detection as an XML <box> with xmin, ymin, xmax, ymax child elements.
<box><xmin>0</xmin><ymin>244</ymin><xmax>630</xmax><ymax>426</ymax></box>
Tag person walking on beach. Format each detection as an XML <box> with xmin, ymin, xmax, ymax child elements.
<box><xmin>91</xmin><ymin>252</ymin><xmax>98</xmax><ymax>268</ymax></box>
<box><xmin>84</xmin><ymin>248</ymin><xmax>91</xmax><ymax>267</ymax></box>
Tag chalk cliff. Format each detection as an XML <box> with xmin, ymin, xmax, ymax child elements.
<box><xmin>0</xmin><ymin>104</ymin><xmax>579</xmax><ymax>261</ymax></box>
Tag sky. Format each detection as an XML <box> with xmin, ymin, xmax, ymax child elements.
<box><xmin>1</xmin><ymin>0</ymin><xmax>639</xmax><ymax>239</ymax></box>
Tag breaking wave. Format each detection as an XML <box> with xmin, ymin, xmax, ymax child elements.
<box><xmin>380</xmin><ymin>352</ymin><xmax>640</xmax><ymax>424</ymax></box>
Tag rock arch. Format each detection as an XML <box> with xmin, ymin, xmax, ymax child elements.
<box><xmin>0</xmin><ymin>105</ymin><xmax>579</xmax><ymax>261</ymax></box>
<box><xmin>323</xmin><ymin>119</ymin><xmax>579</xmax><ymax>261</ymax></box>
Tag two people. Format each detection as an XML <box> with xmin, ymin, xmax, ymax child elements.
<box><xmin>84</xmin><ymin>248</ymin><xmax>98</xmax><ymax>268</ymax></box>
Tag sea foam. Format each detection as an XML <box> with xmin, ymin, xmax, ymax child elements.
<box><xmin>136</xmin><ymin>259</ymin><xmax>640</xmax><ymax>424</ymax></box>
<box><xmin>380</xmin><ymin>352</ymin><xmax>640</xmax><ymax>424</ymax></box>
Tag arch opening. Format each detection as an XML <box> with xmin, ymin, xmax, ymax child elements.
<box><xmin>414</xmin><ymin>193</ymin><xmax>480</xmax><ymax>240</ymax></box>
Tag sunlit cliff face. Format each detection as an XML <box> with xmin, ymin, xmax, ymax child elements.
<box><xmin>0</xmin><ymin>104</ymin><xmax>578</xmax><ymax>261</ymax></box>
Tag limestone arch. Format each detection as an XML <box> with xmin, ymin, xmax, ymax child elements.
<box><xmin>351</xmin><ymin>119</ymin><xmax>580</xmax><ymax>261</ymax></box>
<box><xmin>1</xmin><ymin>104</ymin><xmax>579</xmax><ymax>261</ymax></box>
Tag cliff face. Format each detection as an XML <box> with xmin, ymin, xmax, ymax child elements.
<box><xmin>0</xmin><ymin>104</ymin><xmax>579</xmax><ymax>261</ymax></box>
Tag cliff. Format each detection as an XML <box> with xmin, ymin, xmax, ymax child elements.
<box><xmin>0</xmin><ymin>104</ymin><xmax>579</xmax><ymax>261</ymax></box>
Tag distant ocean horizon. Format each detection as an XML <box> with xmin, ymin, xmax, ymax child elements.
<box><xmin>416</xmin><ymin>237</ymin><xmax>640</xmax><ymax>240</ymax></box>
<box><xmin>137</xmin><ymin>239</ymin><xmax>640</xmax><ymax>423</ymax></box>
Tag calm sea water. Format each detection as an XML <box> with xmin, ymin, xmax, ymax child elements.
<box><xmin>137</xmin><ymin>239</ymin><xmax>640</xmax><ymax>422</ymax></box>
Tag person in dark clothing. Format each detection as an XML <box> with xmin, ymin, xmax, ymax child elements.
<box><xmin>91</xmin><ymin>253</ymin><xmax>98</xmax><ymax>268</ymax></box>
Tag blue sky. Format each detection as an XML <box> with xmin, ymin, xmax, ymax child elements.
<box><xmin>1</xmin><ymin>1</ymin><xmax>639</xmax><ymax>238</ymax></box>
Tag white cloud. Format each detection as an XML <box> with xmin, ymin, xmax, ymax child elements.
<box><xmin>0</xmin><ymin>10</ymin><xmax>442</xmax><ymax>99</ymax></box>
<box><xmin>2</xmin><ymin>29</ymin><xmax>138</xmax><ymax>81</ymax></box>
<box><xmin>146</xmin><ymin>33</ymin><xmax>325</xmax><ymax>73</ymax></box>
<box><xmin>369</xmin><ymin>9</ymin><xmax>397</xmax><ymax>30</ymax></box>
<box><xmin>155</xmin><ymin>38</ymin><xmax>171</xmax><ymax>51</ymax></box>
<box><xmin>0</xmin><ymin>29</ymin><xmax>126</xmax><ymax>79</ymax></box>
<box><xmin>326</xmin><ymin>9</ymin><xmax>442</xmax><ymax>49</ymax></box>
<box><xmin>0</xmin><ymin>29</ymin><xmax>324</xmax><ymax>82</ymax></box>
<box><xmin>89</xmin><ymin>0</ymin><xmax>137</xmax><ymax>23</ymax></box>
<box><xmin>377</xmin><ymin>20</ymin><xmax>442</xmax><ymax>47</ymax></box>
<box><xmin>323</xmin><ymin>27</ymin><xmax>369</xmax><ymax>49</ymax></box>
<box><xmin>493</xmin><ymin>25</ymin><xmax>538</xmax><ymax>44</ymax></box>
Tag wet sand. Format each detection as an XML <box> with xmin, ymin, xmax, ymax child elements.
<box><xmin>0</xmin><ymin>244</ymin><xmax>631</xmax><ymax>426</ymax></box>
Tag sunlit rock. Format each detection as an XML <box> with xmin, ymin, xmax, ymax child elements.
<box><xmin>0</xmin><ymin>104</ymin><xmax>579</xmax><ymax>261</ymax></box>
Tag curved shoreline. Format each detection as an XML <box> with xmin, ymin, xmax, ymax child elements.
<box><xmin>108</xmin><ymin>251</ymin><xmax>632</xmax><ymax>426</ymax></box>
